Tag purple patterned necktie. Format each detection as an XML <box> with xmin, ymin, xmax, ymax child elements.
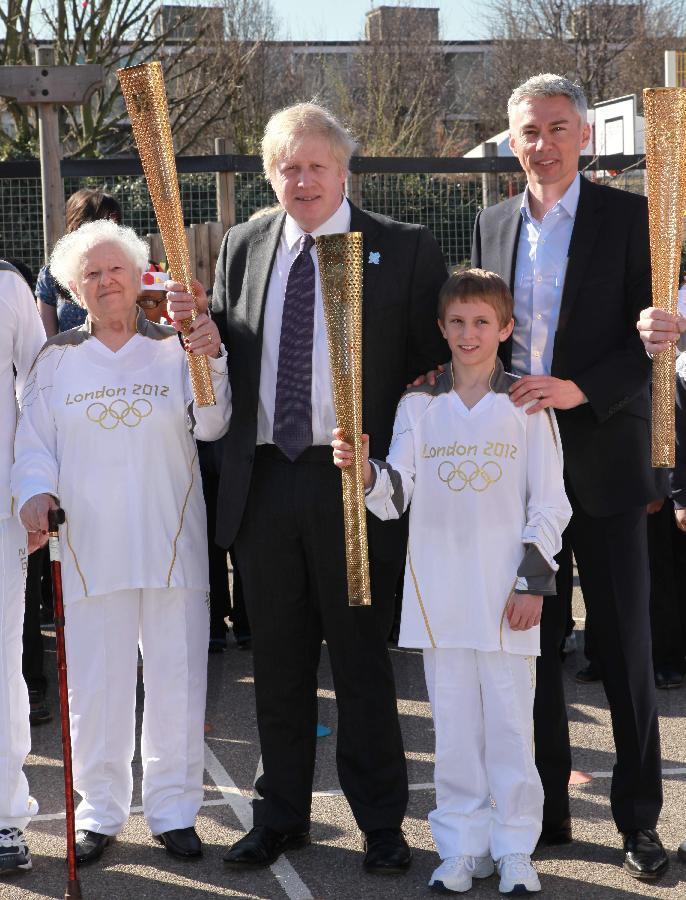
<box><xmin>273</xmin><ymin>233</ymin><xmax>316</xmax><ymax>460</ymax></box>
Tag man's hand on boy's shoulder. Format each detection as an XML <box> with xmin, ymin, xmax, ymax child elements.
<box><xmin>509</xmin><ymin>375</ymin><xmax>587</xmax><ymax>414</ymax></box>
<box><xmin>507</xmin><ymin>593</ymin><xmax>543</xmax><ymax>631</ymax></box>
<box><xmin>408</xmin><ymin>363</ymin><xmax>446</xmax><ymax>389</ymax></box>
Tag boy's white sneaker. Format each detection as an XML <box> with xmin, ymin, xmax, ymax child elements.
<box><xmin>0</xmin><ymin>828</ymin><xmax>32</xmax><ymax>875</ymax></box>
<box><xmin>429</xmin><ymin>854</ymin><xmax>494</xmax><ymax>892</ymax></box>
<box><xmin>496</xmin><ymin>853</ymin><xmax>541</xmax><ymax>894</ymax></box>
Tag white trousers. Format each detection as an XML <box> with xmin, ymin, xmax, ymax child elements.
<box><xmin>423</xmin><ymin>647</ymin><xmax>543</xmax><ymax>860</ymax></box>
<box><xmin>0</xmin><ymin>516</ymin><xmax>37</xmax><ymax>830</ymax></box>
<box><xmin>64</xmin><ymin>587</ymin><xmax>209</xmax><ymax>836</ymax></box>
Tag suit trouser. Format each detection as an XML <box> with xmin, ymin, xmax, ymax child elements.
<box><xmin>648</xmin><ymin>500</ymin><xmax>686</xmax><ymax>669</ymax></box>
<box><xmin>0</xmin><ymin>516</ymin><xmax>37</xmax><ymax>829</ymax></box>
<box><xmin>534</xmin><ymin>534</ymin><xmax>572</xmax><ymax>827</ymax></box>
<box><xmin>424</xmin><ymin>648</ymin><xmax>542</xmax><ymax>861</ymax></box>
<box><xmin>22</xmin><ymin>545</ymin><xmax>46</xmax><ymax>694</ymax></box>
<box><xmin>535</xmin><ymin>483</ymin><xmax>662</xmax><ymax>832</ymax></box>
<box><xmin>233</xmin><ymin>447</ymin><xmax>409</xmax><ymax>834</ymax></box>
<box><xmin>64</xmin><ymin>587</ymin><xmax>209</xmax><ymax>836</ymax></box>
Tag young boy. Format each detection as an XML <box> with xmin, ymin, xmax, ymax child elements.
<box><xmin>333</xmin><ymin>269</ymin><xmax>571</xmax><ymax>895</ymax></box>
<box><xmin>137</xmin><ymin>267</ymin><xmax>170</xmax><ymax>324</ymax></box>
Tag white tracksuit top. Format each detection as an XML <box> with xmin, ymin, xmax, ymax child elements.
<box><xmin>11</xmin><ymin>311</ymin><xmax>231</xmax><ymax>602</ymax></box>
<box><xmin>0</xmin><ymin>264</ymin><xmax>46</xmax><ymax>521</ymax></box>
<box><xmin>366</xmin><ymin>361</ymin><xmax>571</xmax><ymax>655</ymax></box>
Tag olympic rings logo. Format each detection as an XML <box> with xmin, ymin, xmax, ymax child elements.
<box><xmin>86</xmin><ymin>399</ymin><xmax>153</xmax><ymax>430</ymax></box>
<box><xmin>437</xmin><ymin>459</ymin><xmax>502</xmax><ymax>493</ymax></box>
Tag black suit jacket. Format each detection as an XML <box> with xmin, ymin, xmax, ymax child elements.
<box><xmin>472</xmin><ymin>176</ymin><xmax>654</xmax><ymax>517</ymax></box>
<box><xmin>211</xmin><ymin>203</ymin><xmax>449</xmax><ymax>548</ymax></box>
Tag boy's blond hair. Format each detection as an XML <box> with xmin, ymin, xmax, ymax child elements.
<box><xmin>438</xmin><ymin>268</ymin><xmax>514</xmax><ymax>327</ymax></box>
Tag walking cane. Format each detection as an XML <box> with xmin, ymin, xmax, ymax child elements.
<box><xmin>47</xmin><ymin>507</ymin><xmax>83</xmax><ymax>900</ymax></box>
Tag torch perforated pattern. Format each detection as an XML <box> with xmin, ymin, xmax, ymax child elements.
<box><xmin>317</xmin><ymin>232</ymin><xmax>371</xmax><ymax>607</ymax></box>
<box><xmin>644</xmin><ymin>88</ymin><xmax>686</xmax><ymax>466</ymax></box>
<box><xmin>117</xmin><ymin>62</ymin><xmax>215</xmax><ymax>407</ymax></box>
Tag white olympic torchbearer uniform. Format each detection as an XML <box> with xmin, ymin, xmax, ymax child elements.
<box><xmin>11</xmin><ymin>310</ymin><xmax>231</xmax><ymax>836</ymax></box>
<box><xmin>365</xmin><ymin>360</ymin><xmax>571</xmax><ymax>860</ymax></box>
<box><xmin>0</xmin><ymin>262</ymin><xmax>45</xmax><ymax>830</ymax></box>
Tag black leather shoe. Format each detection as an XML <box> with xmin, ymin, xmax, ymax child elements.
<box><xmin>575</xmin><ymin>662</ymin><xmax>601</xmax><ymax>684</ymax></box>
<box><xmin>622</xmin><ymin>829</ymin><xmax>669</xmax><ymax>880</ymax></box>
<box><xmin>222</xmin><ymin>825</ymin><xmax>310</xmax><ymax>868</ymax></box>
<box><xmin>537</xmin><ymin>817</ymin><xmax>573</xmax><ymax>847</ymax></box>
<box><xmin>654</xmin><ymin>666</ymin><xmax>683</xmax><ymax>689</ymax></box>
<box><xmin>154</xmin><ymin>827</ymin><xmax>202</xmax><ymax>859</ymax></box>
<box><xmin>363</xmin><ymin>828</ymin><xmax>412</xmax><ymax>874</ymax></box>
<box><xmin>678</xmin><ymin>838</ymin><xmax>686</xmax><ymax>864</ymax></box>
<box><xmin>75</xmin><ymin>830</ymin><xmax>111</xmax><ymax>866</ymax></box>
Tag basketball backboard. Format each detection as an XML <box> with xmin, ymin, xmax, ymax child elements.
<box><xmin>594</xmin><ymin>95</ymin><xmax>638</xmax><ymax>155</ymax></box>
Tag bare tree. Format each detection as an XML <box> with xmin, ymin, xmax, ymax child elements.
<box><xmin>0</xmin><ymin>0</ymin><xmax>266</xmax><ymax>159</ymax></box>
<box><xmin>0</xmin><ymin>0</ymin><xmax>37</xmax><ymax>156</ymax></box>
<box><xmin>322</xmin><ymin>5</ymin><xmax>462</xmax><ymax>156</ymax></box>
<box><xmin>470</xmin><ymin>0</ymin><xmax>686</xmax><ymax>140</ymax></box>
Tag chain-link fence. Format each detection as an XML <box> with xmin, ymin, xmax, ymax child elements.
<box><xmin>0</xmin><ymin>159</ymin><xmax>646</xmax><ymax>282</ymax></box>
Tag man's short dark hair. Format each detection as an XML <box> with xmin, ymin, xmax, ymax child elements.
<box><xmin>438</xmin><ymin>268</ymin><xmax>514</xmax><ymax>327</ymax></box>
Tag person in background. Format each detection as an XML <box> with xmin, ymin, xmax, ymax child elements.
<box><xmin>137</xmin><ymin>267</ymin><xmax>170</xmax><ymax>324</ymax></box>
<box><xmin>36</xmin><ymin>188</ymin><xmax>122</xmax><ymax>336</ymax></box>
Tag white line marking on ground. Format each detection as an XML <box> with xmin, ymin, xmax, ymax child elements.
<box><xmin>32</xmin><ymin>769</ymin><xmax>686</xmax><ymax>824</ymax></box>
<box><xmin>253</xmin><ymin>754</ymin><xmax>264</xmax><ymax>793</ymax></box>
<box><xmin>587</xmin><ymin>767</ymin><xmax>686</xmax><ymax>779</ymax></box>
<box><xmin>203</xmin><ymin>743</ymin><xmax>314</xmax><ymax>900</ymax></box>
<box><xmin>32</xmin><ymin>798</ymin><xmax>233</xmax><ymax>823</ymax></box>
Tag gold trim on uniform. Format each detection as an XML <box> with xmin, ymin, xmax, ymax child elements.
<box><xmin>499</xmin><ymin>579</ymin><xmax>518</xmax><ymax>650</ymax></box>
<box><xmin>167</xmin><ymin>444</ymin><xmax>198</xmax><ymax>587</ymax></box>
<box><xmin>407</xmin><ymin>544</ymin><xmax>437</xmax><ymax>648</ymax></box>
<box><xmin>66</xmin><ymin>518</ymin><xmax>88</xmax><ymax>597</ymax></box>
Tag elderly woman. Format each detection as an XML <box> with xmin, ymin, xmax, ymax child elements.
<box><xmin>11</xmin><ymin>220</ymin><xmax>230</xmax><ymax>865</ymax></box>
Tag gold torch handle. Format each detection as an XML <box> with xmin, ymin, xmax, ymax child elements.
<box><xmin>644</xmin><ymin>87</ymin><xmax>686</xmax><ymax>466</ymax></box>
<box><xmin>117</xmin><ymin>61</ymin><xmax>215</xmax><ymax>407</ymax></box>
<box><xmin>317</xmin><ymin>232</ymin><xmax>371</xmax><ymax>606</ymax></box>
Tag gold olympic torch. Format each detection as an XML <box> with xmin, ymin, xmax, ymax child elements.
<box><xmin>643</xmin><ymin>87</ymin><xmax>686</xmax><ymax>466</ymax></box>
<box><xmin>117</xmin><ymin>61</ymin><xmax>215</xmax><ymax>406</ymax></box>
<box><xmin>317</xmin><ymin>232</ymin><xmax>371</xmax><ymax>606</ymax></box>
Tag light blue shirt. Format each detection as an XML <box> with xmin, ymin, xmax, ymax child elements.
<box><xmin>511</xmin><ymin>174</ymin><xmax>580</xmax><ymax>377</ymax></box>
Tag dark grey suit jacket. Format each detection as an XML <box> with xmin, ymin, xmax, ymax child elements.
<box><xmin>472</xmin><ymin>175</ymin><xmax>654</xmax><ymax>517</ymax></box>
<box><xmin>211</xmin><ymin>203</ymin><xmax>449</xmax><ymax>549</ymax></box>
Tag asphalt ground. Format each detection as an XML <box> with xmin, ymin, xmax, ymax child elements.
<box><xmin>3</xmin><ymin>585</ymin><xmax>686</xmax><ymax>900</ymax></box>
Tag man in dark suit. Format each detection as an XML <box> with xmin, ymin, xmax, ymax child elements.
<box><xmin>472</xmin><ymin>74</ymin><xmax>667</xmax><ymax>880</ymax></box>
<box><xmin>169</xmin><ymin>103</ymin><xmax>448</xmax><ymax>872</ymax></box>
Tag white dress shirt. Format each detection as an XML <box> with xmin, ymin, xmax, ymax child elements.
<box><xmin>257</xmin><ymin>197</ymin><xmax>351</xmax><ymax>446</ymax></box>
<box><xmin>511</xmin><ymin>174</ymin><xmax>580</xmax><ymax>377</ymax></box>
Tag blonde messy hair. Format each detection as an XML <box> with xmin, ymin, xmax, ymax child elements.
<box><xmin>261</xmin><ymin>102</ymin><xmax>356</xmax><ymax>180</ymax></box>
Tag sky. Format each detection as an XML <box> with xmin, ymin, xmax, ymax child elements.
<box><xmin>272</xmin><ymin>0</ymin><xmax>490</xmax><ymax>42</ymax></box>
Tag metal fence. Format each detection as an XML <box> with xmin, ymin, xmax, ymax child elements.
<box><xmin>0</xmin><ymin>154</ymin><xmax>646</xmax><ymax>281</ymax></box>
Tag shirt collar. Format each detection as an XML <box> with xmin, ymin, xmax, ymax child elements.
<box><xmin>283</xmin><ymin>197</ymin><xmax>351</xmax><ymax>252</ymax></box>
<box><xmin>520</xmin><ymin>173</ymin><xmax>581</xmax><ymax>224</ymax></box>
